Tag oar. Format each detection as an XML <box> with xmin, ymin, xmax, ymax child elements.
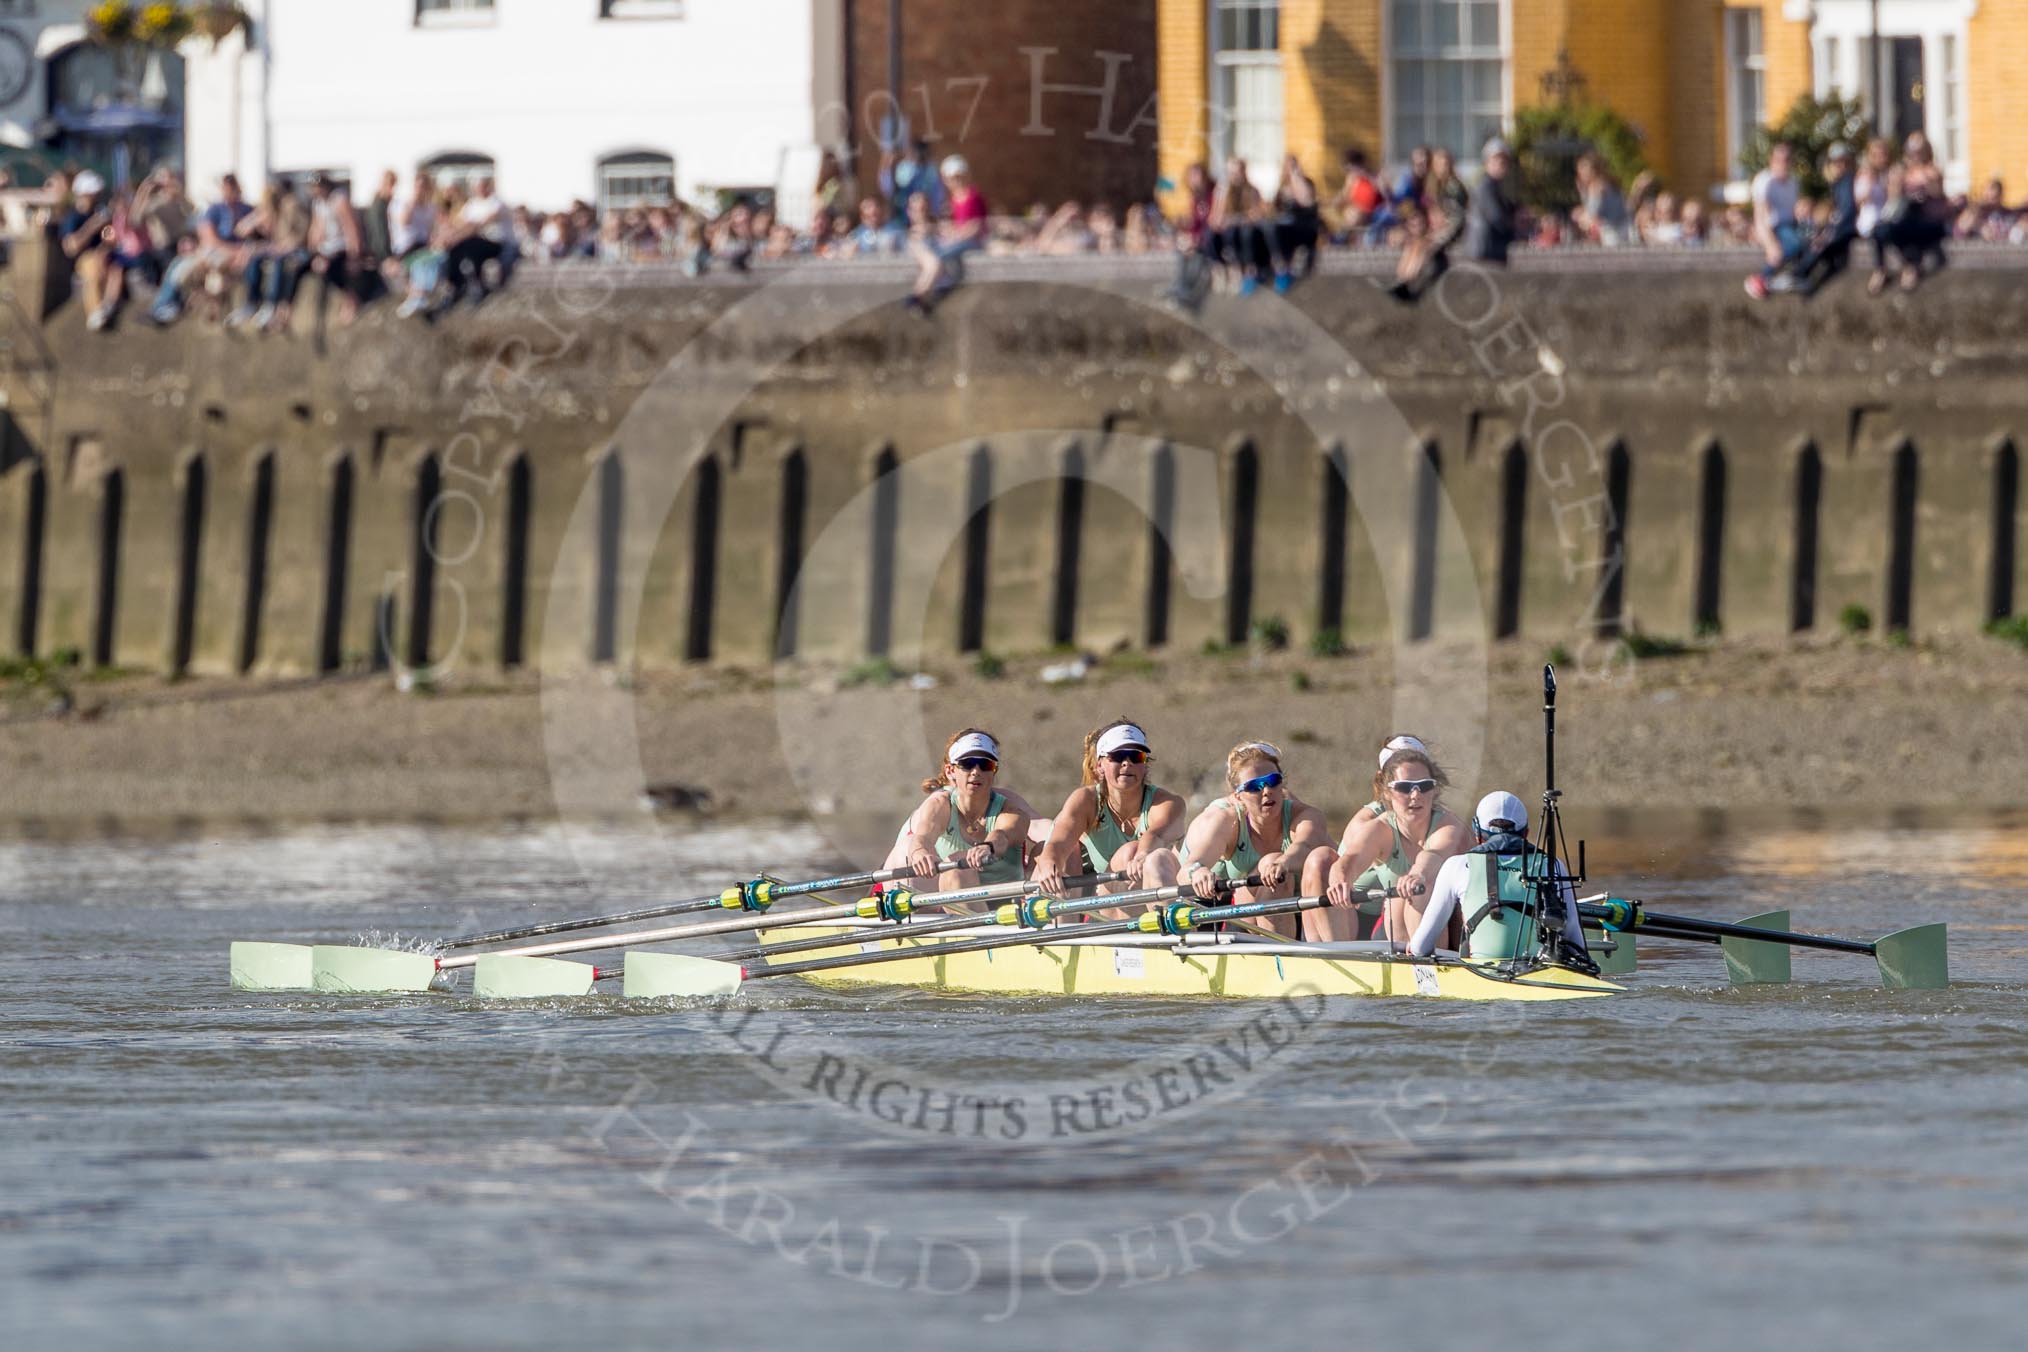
<box><xmin>1580</xmin><ymin>899</ymin><xmax>1948</xmax><ymax>989</ymax></box>
<box><xmin>624</xmin><ymin>884</ymin><xmax>1314</xmax><ymax>998</ymax></box>
<box><xmin>283</xmin><ymin>861</ymin><xmax>959</xmax><ymax>995</ymax></box>
<box><xmin>466</xmin><ymin>871</ymin><xmax>1126</xmax><ymax>998</ymax></box>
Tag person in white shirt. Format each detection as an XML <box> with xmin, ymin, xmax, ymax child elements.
<box><xmin>1406</xmin><ymin>791</ymin><xmax>1583</xmax><ymax>961</ymax></box>
<box><xmin>1744</xmin><ymin>141</ymin><xmax>1804</xmax><ymax>298</ymax></box>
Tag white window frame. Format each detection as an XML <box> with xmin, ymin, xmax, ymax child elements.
<box><xmin>598</xmin><ymin>151</ymin><xmax>676</xmax><ymax>212</ymax></box>
<box><xmin>423</xmin><ymin>152</ymin><xmax>496</xmax><ymax>191</ymax></box>
<box><xmin>601</xmin><ymin>0</ymin><xmax>684</xmax><ymax>17</ymax></box>
<box><xmin>1806</xmin><ymin>1</ymin><xmax>1976</xmax><ymax>195</ymax></box>
<box><xmin>1383</xmin><ymin>0</ymin><xmax>1509</xmax><ymax>168</ymax></box>
<box><xmin>1724</xmin><ymin>6</ymin><xmax>1766</xmax><ymax>181</ymax></box>
<box><xmin>416</xmin><ymin>0</ymin><xmax>496</xmax><ymax>28</ymax></box>
<box><xmin>1208</xmin><ymin>0</ymin><xmax>1284</xmax><ymax>179</ymax></box>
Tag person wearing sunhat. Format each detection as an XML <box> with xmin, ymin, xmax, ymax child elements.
<box><xmin>891</xmin><ymin>727</ymin><xmax>1037</xmax><ymax>891</ymax></box>
<box><xmin>1404</xmin><ymin>790</ymin><xmax>1587</xmax><ymax>963</ymax></box>
<box><xmin>1030</xmin><ymin>717</ymin><xmax>1186</xmax><ymax>899</ymax></box>
<box><xmin>1175</xmin><ymin>740</ymin><xmax>1333</xmax><ymax>938</ymax></box>
<box><xmin>1303</xmin><ymin>733</ymin><xmax>1469</xmax><ymax>942</ymax></box>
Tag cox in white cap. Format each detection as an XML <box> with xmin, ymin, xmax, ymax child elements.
<box><xmin>1094</xmin><ymin>723</ymin><xmax>1151</xmax><ymax>759</ymax></box>
<box><xmin>1474</xmin><ymin>791</ymin><xmax>1528</xmax><ymax>834</ymax></box>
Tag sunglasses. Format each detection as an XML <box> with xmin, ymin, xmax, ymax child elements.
<box><xmin>1236</xmin><ymin>770</ymin><xmax>1283</xmax><ymax>795</ymax></box>
<box><xmin>1389</xmin><ymin>779</ymin><xmax>1438</xmax><ymax>795</ymax></box>
<box><xmin>953</xmin><ymin>756</ymin><xmax>998</xmax><ymax>773</ymax></box>
<box><xmin>1104</xmin><ymin>749</ymin><xmax>1148</xmax><ymax>765</ymax></box>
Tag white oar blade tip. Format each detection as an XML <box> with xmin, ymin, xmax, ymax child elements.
<box><xmin>623</xmin><ymin>951</ymin><xmax>743</xmax><ymax>999</ymax></box>
<box><xmin>230</xmin><ymin>942</ymin><xmax>314</xmax><ymax>991</ymax></box>
<box><xmin>310</xmin><ymin>945</ymin><xmax>440</xmax><ymax>994</ymax></box>
<box><xmin>472</xmin><ymin>954</ymin><xmax>598</xmax><ymax>1000</ymax></box>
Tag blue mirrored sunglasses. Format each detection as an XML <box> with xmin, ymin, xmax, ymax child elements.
<box><xmin>1236</xmin><ymin>770</ymin><xmax>1284</xmax><ymax>795</ymax></box>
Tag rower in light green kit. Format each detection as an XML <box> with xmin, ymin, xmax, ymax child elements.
<box><xmin>1304</xmin><ymin>734</ymin><xmax>1469</xmax><ymax>943</ymax></box>
<box><xmin>897</xmin><ymin>728</ymin><xmax>1035</xmax><ymax>891</ymax></box>
<box><xmin>1031</xmin><ymin>718</ymin><xmax>1186</xmax><ymax>900</ymax></box>
<box><xmin>1177</xmin><ymin>740</ymin><xmax>1332</xmax><ymax>938</ymax></box>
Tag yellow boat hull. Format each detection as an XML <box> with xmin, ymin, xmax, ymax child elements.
<box><xmin>756</xmin><ymin>925</ymin><xmax>1621</xmax><ymax>1001</ymax></box>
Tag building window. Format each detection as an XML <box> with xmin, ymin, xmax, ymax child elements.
<box><xmin>599</xmin><ymin>151</ymin><xmax>676</xmax><ymax>212</ymax></box>
<box><xmin>1211</xmin><ymin>0</ymin><xmax>1283</xmax><ymax>179</ymax></box>
<box><xmin>1939</xmin><ymin>33</ymin><xmax>1962</xmax><ymax>167</ymax></box>
<box><xmin>423</xmin><ymin>151</ymin><xmax>495</xmax><ymax>190</ymax></box>
<box><xmin>417</xmin><ymin>0</ymin><xmax>495</xmax><ymax>26</ymax></box>
<box><xmin>1725</xmin><ymin>6</ymin><xmax>1765</xmax><ymax>178</ymax></box>
<box><xmin>601</xmin><ymin>0</ymin><xmax>683</xmax><ymax>16</ymax></box>
<box><xmin>1389</xmin><ymin>0</ymin><xmax>1505</xmax><ymax>161</ymax></box>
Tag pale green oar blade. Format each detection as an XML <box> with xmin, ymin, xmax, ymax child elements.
<box><xmin>472</xmin><ymin>954</ymin><xmax>597</xmax><ymax>999</ymax></box>
<box><xmin>1873</xmin><ymin>922</ymin><xmax>1949</xmax><ymax>990</ymax></box>
<box><xmin>230</xmin><ymin>942</ymin><xmax>314</xmax><ymax>991</ymax></box>
<box><xmin>1585</xmin><ymin>926</ymin><xmax>1636</xmax><ymax>976</ymax></box>
<box><xmin>623</xmin><ymin>951</ymin><xmax>743</xmax><ymax>999</ymax></box>
<box><xmin>1721</xmin><ymin>910</ymin><xmax>1792</xmax><ymax>986</ymax></box>
<box><xmin>311</xmin><ymin>945</ymin><xmax>440</xmax><ymax>994</ymax></box>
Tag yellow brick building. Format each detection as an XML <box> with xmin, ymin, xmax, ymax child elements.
<box><xmin>1160</xmin><ymin>0</ymin><xmax>2018</xmax><ymax>203</ymax></box>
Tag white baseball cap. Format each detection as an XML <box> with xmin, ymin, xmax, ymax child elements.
<box><xmin>947</xmin><ymin>731</ymin><xmax>1000</xmax><ymax>763</ymax></box>
<box><xmin>73</xmin><ymin>170</ymin><xmax>106</xmax><ymax>196</ymax></box>
<box><xmin>1378</xmin><ymin>735</ymin><xmax>1427</xmax><ymax>770</ymax></box>
<box><xmin>940</xmin><ymin>154</ymin><xmax>970</xmax><ymax>179</ymax></box>
<box><xmin>1095</xmin><ymin>724</ymin><xmax>1151</xmax><ymax>757</ymax></box>
<box><xmin>1474</xmin><ymin>791</ymin><xmax>1528</xmax><ymax>833</ymax></box>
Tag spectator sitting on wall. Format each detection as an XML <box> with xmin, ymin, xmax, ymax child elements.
<box><xmin>905</xmin><ymin>154</ymin><xmax>987</xmax><ymax>314</ymax></box>
<box><xmin>1212</xmin><ymin>157</ymin><xmax>1273</xmax><ymax>296</ymax></box>
<box><xmin>1388</xmin><ymin>145</ymin><xmax>1470</xmax><ymax>302</ymax></box>
<box><xmin>231</xmin><ymin>177</ymin><xmax>310</xmax><ymax>333</ymax></box>
<box><xmin>362</xmin><ymin>170</ymin><xmax>397</xmax><ymax>268</ymax></box>
<box><xmin>1743</xmin><ymin>140</ymin><xmax>1804</xmax><ymax>299</ymax></box>
<box><xmin>148</xmin><ymin>216</ymin><xmax>237</xmax><ymax>326</ymax></box>
<box><xmin>1033</xmin><ymin>200</ymin><xmax>1097</xmax><ymax>254</ymax></box>
<box><xmin>1881</xmin><ymin>131</ymin><xmax>1948</xmax><ymax>291</ymax></box>
<box><xmin>438</xmin><ymin>174</ymin><xmax>511</xmax><ymax>310</ymax></box>
<box><xmin>307</xmin><ymin>173</ymin><xmax>365</xmax><ymax>327</ymax></box>
<box><xmin>1270</xmin><ymin>153</ymin><xmax>1320</xmax><ymax>292</ymax></box>
<box><xmin>1338</xmin><ymin>145</ymin><xmax>1391</xmax><ymax>243</ymax></box>
<box><xmin>1767</xmin><ymin>140</ymin><xmax>1859</xmax><ymax>298</ymax></box>
<box><xmin>1162</xmin><ymin>161</ymin><xmax>1217</xmax><ymax>311</ymax></box>
<box><xmin>59</xmin><ymin>171</ymin><xmax>115</xmax><ymax>329</ymax></box>
<box><xmin>1678</xmin><ymin>198</ymin><xmax>1709</xmax><ymax>246</ymax></box>
<box><xmin>135</xmin><ymin>167</ymin><xmax>191</xmax><ymax>286</ymax></box>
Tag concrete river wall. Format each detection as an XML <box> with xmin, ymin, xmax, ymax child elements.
<box><xmin>1</xmin><ymin>248</ymin><xmax>2023</xmax><ymax>679</ymax></box>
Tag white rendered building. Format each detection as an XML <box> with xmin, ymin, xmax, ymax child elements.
<box><xmin>181</xmin><ymin>0</ymin><xmax>847</xmax><ymax>214</ymax></box>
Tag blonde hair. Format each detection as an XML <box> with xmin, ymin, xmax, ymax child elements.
<box><xmin>1081</xmin><ymin>716</ymin><xmax>1154</xmax><ymax>787</ymax></box>
<box><xmin>1372</xmin><ymin>734</ymin><xmax>1448</xmax><ymax>802</ymax></box>
<box><xmin>1224</xmin><ymin>740</ymin><xmax>1283</xmax><ymax>789</ymax></box>
<box><xmin>921</xmin><ymin>726</ymin><xmax>999</xmax><ymax>795</ymax></box>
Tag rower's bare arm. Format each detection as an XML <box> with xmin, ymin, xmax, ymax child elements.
<box><xmin>1031</xmin><ymin>789</ymin><xmax>1093</xmax><ymax>884</ymax></box>
<box><xmin>1181</xmin><ymin>803</ymin><xmax>1238</xmax><ymax>897</ymax></box>
<box><xmin>1145</xmin><ymin>789</ymin><xmax>1189</xmax><ymax>845</ymax></box>
<box><xmin>984</xmin><ymin>803</ymin><xmax>1030</xmax><ymax>863</ymax></box>
<box><xmin>1282</xmin><ymin>804</ymin><xmax>1333</xmax><ymax>874</ymax></box>
<box><xmin>905</xmin><ymin>794</ymin><xmax>951</xmax><ymax>876</ymax></box>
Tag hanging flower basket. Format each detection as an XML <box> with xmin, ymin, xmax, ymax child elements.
<box><xmin>134</xmin><ymin>3</ymin><xmax>194</xmax><ymax>47</ymax></box>
<box><xmin>86</xmin><ymin>1</ymin><xmax>138</xmax><ymax>44</ymax></box>
<box><xmin>191</xmin><ymin>2</ymin><xmax>253</xmax><ymax>46</ymax></box>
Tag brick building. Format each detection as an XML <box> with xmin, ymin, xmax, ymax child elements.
<box><xmin>845</xmin><ymin>1</ymin><xmax>1158</xmax><ymax>213</ymax></box>
<box><xmin>1157</xmin><ymin>0</ymin><xmax>2020</xmax><ymax>206</ymax></box>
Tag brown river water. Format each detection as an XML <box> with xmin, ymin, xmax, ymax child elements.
<box><xmin>1</xmin><ymin>812</ymin><xmax>2023</xmax><ymax>1350</ymax></box>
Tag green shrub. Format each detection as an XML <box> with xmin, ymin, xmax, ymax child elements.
<box><xmin>1737</xmin><ymin>92</ymin><xmax>1871</xmax><ymax>197</ymax></box>
<box><xmin>1885</xmin><ymin>629</ymin><xmax>1913</xmax><ymax>650</ymax></box>
<box><xmin>1618</xmin><ymin>630</ymin><xmax>1690</xmax><ymax>660</ymax></box>
<box><xmin>1308</xmin><ymin>627</ymin><xmax>1347</xmax><ymax>658</ymax></box>
<box><xmin>1200</xmin><ymin>638</ymin><xmax>1236</xmax><ymax>657</ymax></box>
<box><xmin>1249</xmin><ymin>615</ymin><xmax>1290</xmax><ymax>651</ymax></box>
<box><xmin>1290</xmin><ymin>670</ymin><xmax>1312</xmax><ymax>692</ymax></box>
<box><xmin>1694</xmin><ymin>617</ymin><xmax>1722</xmax><ymax>640</ymax></box>
<box><xmin>1512</xmin><ymin>98</ymin><xmax>1651</xmax><ymax>216</ymax></box>
<box><xmin>1545</xmin><ymin>643</ymin><xmax>1574</xmax><ymax>668</ymax></box>
<box><xmin>973</xmin><ymin>651</ymin><xmax>1006</xmax><ymax>680</ymax></box>
<box><xmin>1984</xmin><ymin>616</ymin><xmax>2028</xmax><ymax>650</ymax></box>
<box><xmin>1101</xmin><ymin>649</ymin><xmax>1157</xmax><ymax>677</ymax></box>
<box><xmin>1838</xmin><ymin>604</ymin><xmax>1873</xmax><ymax>636</ymax></box>
<box><xmin>842</xmin><ymin>656</ymin><xmax>901</xmax><ymax>687</ymax></box>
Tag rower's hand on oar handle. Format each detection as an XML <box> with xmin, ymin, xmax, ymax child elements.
<box><xmin>906</xmin><ymin>843</ymin><xmax>941</xmax><ymax>879</ymax></box>
<box><xmin>962</xmin><ymin>842</ymin><xmax>997</xmax><ymax>871</ymax></box>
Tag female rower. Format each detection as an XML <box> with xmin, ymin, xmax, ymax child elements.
<box><xmin>1178</xmin><ymin>741</ymin><xmax>1332</xmax><ymax>938</ymax></box>
<box><xmin>897</xmin><ymin>728</ymin><xmax>1035</xmax><ymax>891</ymax></box>
<box><xmin>1301</xmin><ymin>734</ymin><xmax>1469</xmax><ymax>944</ymax></box>
<box><xmin>1031</xmin><ymin>718</ymin><xmax>1186</xmax><ymax>899</ymax></box>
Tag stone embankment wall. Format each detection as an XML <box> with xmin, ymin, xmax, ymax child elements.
<box><xmin>1</xmin><ymin>243</ymin><xmax>2023</xmax><ymax>679</ymax></box>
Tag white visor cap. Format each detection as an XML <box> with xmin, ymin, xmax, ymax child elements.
<box><xmin>1378</xmin><ymin>735</ymin><xmax>1428</xmax><ymax>770</ymax></box>
<box><xmin>1475</xmin><ymin>791</ymin><xmax>1529</xmax><ymax>833</ymax></box>
<box><xmin>1094</xmin><ymin>724</ymin><xmax>1152</xmax><ymax>758</ymax></box>
<box><xmin>947</xmin><ymin>732</ymin><xmax>1000</xmax><ymax>762</ymax></box>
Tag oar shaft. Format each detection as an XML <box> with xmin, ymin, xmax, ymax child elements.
<box><xmin>752</xmin><ymin>892</ymin><xmax>1320</xmax><ymax>981</ymax></box>
<box><xmin>442</xmin><ymin>862</ymin><xmax>949</xmax><ymax>949</ymax></box>
<box><xmin>1581</xmin><ymin>902</ymin><xmax>1878</xmax><ymax>956</ymax></box>
<box><xmin>440</xmin><ymin>871</ymin><xmax>1044</xmax><ymax>969</ymax></box>
<box><xmin>717</xmin><ymin>872</ymin><xmax>1165</xmax><ymax>962</ymax></box>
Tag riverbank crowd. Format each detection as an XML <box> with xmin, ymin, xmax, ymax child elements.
<box><xmin>2</xmin><ymin>128</ymin><xmax>2010</xmax><ymax>334</ymax></box>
